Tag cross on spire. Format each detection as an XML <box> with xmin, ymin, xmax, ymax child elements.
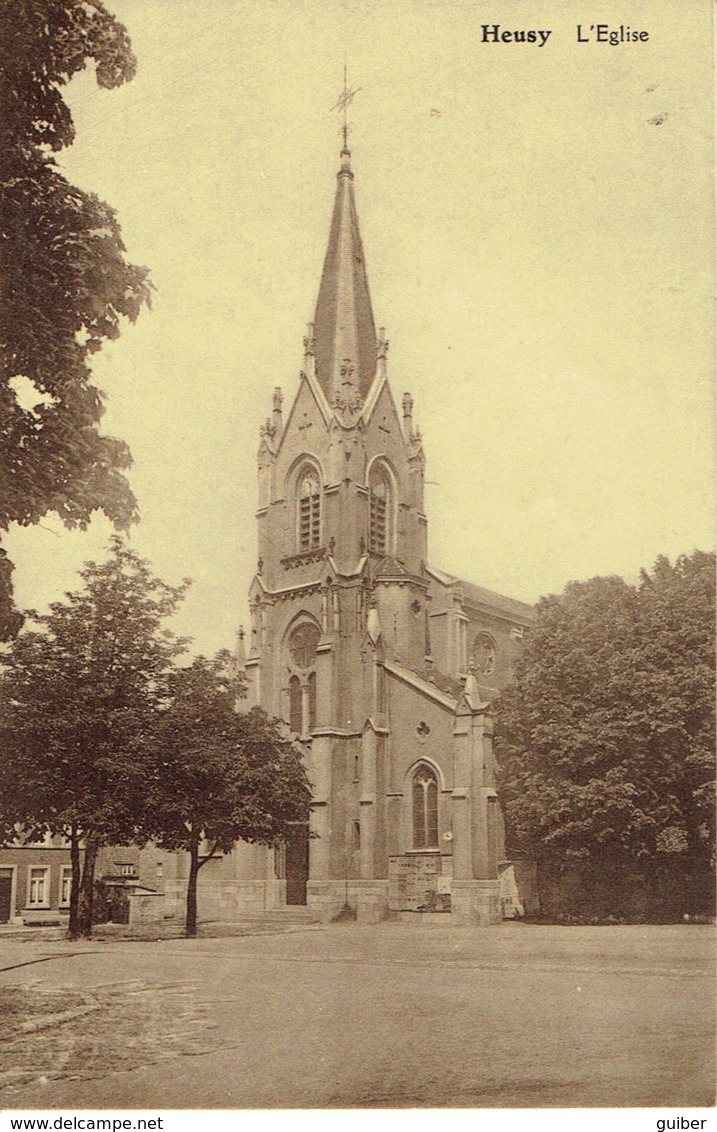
<box><xmin>330</xmin><ymin>65</ymin><xmax>361</xmax><ymax>153</ymax></box>
<box><xmin>314</xmin><ymin>71</ymin><xmax>376</xmax><ymax>404</ymax></box>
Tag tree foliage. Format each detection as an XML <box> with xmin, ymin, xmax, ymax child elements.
<box><xmin>0</xmin><ymin>538</ymin><xmax>189</xmax><ymax>936</ymax></box>
<box><xmin>136</xmin><ymin>655</ymin><xmax>312</xmax><ymax>936</ymax></box>
<box><xmin>494</xmin><ymin>551</ymin><xmax>715</xmax><ymax>920</ymax></box>
<box><xmin>0</xmin><ymin>0</ymin><xmax>151</xmax><ymax>640</ymax></box>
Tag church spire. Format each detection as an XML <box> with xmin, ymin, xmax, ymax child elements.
<box><xmin>312</xmin><ymin>122</ymin><xmax>377</xmax><ymax>405</ymax></box>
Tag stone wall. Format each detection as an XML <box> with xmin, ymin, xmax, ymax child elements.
<box><xmin>197</xmin><ymin>879</ymin><xmax>282</xmax><ymax>921</ymax></box>
<box><xmin>127</xmin><ymin>892</ymin><xmax>166</xmax><ymax>925</ymax></box>
<box><xmin>451</xmin><ymin>879</ymin><xmax>502</xmax><ymax>925</ymax></box>
<box><xmin>307</xmin><ymin>879</ymin><xmax>389</xmax><ymax>923</ymax></box>
<box><xmin>388</xmin><ymin>854</ymin><xmax>451</xmax><ymax>913</ymax></box>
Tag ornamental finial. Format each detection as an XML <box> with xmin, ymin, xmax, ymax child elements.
<box><xmin>330</xmin><ymin>64</ymin><xmax>361</xmax><ymax>171</ymax></box>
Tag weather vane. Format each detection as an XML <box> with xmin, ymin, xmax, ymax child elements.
<box><xmin>330</xmin><ymin>64</ymin><xmax>361</xmax><ymax>149</ymax></box>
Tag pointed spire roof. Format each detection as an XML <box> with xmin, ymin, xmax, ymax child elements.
<box><xmin>313</xmin><ymin>145</ymin><xmax>378</xmax><ymax>404</ymax></box>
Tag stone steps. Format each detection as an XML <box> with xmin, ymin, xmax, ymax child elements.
<box><xmin>263</xmin><ymin>906</ymin><xmax>319</xmax><ymax>922</ymax></box>
<box><xmin>397</xmin><ymin>910</ymin><xmax>452</xmax><ymax>925</ymax></box>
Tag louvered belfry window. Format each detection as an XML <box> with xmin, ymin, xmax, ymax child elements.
<box><xmin>299</xmin><ymin>470</ymin><xmax>321</xmax><ymax>550</ymax></box>
<box><xmin>369</xmin><ymin>471</ymin><xmax>388</xmax><ymax>554</ymax></box>
<box><xmin>413</xmin><ymin>766</ymin><xmax>439</xmax><ymax>849</ymax></box>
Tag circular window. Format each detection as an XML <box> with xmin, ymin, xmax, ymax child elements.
<box><xmin>288</xmin><ymin>622</ymin><xmax>320</xmax><ymax>669</ymax></box>
<box><xmin>472</xmin><ymin>633</ymin><xmax>496</xmax><ymax>675</ymax></box>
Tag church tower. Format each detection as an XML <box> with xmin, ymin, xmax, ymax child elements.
<box><xmin>237</xmin><ymin>139</ymin><xmax>533</xmax><ymax>925</ymax></box>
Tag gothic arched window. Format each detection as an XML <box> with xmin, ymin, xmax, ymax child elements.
<box><xmin>307</xmin><ymin>671</ymin><xmax>317</xmax><ymax>731</ymax></box>
<box><xmin>288</xmin><ymin>622</ymin><xmax>320</xmax><ymax>669</ymax></box>
<box><xmin>369</xmin><ymin>465</ymin><xmax>391</xmax><ymax>554</ymax></box>
<box><xmin>289</xmin><ymin>676</ymin><xmax>302</xmax><ymax>735</ymax></box>
<box><xmin>412</xmin><ymin>765</ymin><xmax>439</xmax><ymax>849</ymax></box>
<box><xmin>286</xmin><ymin>622</ymin><xmax>320</xmax><ymax>737</ymax></box>
<box><xmin>472</xmin><ymin>633</ymin><xmax>496</xmax><ymax>676</ymax></box>
<box><xmin>298</xmin><ymin>467</ymin><xmax>321</xmax><ymax>551</ymax></box>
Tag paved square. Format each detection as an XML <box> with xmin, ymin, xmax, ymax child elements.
<box><xmin>1</xmin><ymin>922</ymin><xmax>714</xmax><ymax>1108</ymax></box>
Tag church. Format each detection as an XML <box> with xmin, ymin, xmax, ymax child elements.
<box><xmin>188</xmin><ymin>138</ymin><xmax>534</xmax><ymax>927</ymax></box>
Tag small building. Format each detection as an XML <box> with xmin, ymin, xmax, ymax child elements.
<box><xmin>0</xmin><ymin>832</ymin><xmax>74</xmax><ymax>926</ymax></box>
<box><xmin>0</xmin><ymin>836</ymin><xmax>176</xmax><ymax>927</ymax></box>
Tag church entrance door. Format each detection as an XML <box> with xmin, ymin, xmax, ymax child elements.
<box><xmin>285</xmin><ymin>823</ymin><xmax>310</xmax><ymax>905</ymax></box>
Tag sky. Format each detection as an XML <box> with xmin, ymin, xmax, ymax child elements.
<box><xmin>6</xmin><ymin>0</ymin><xmax>715</xmax><ymax>657</ymax></box>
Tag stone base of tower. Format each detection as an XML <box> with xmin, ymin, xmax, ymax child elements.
<box><xmin>307</xmin><ymin>880</ymin><xmax>390</xmax><ymax>924</ymax></box>
<box><xmin>165</xmin><ymin>878</ymin><xmax>287</xmax><ymax>923</ymax></box>
<box><xmin>202</xmin><ymin>878</ymin><xmax>286</xmax><ymax>919</ymax></box>
<box><xmin>450</xmin><ymin>880</ymin><xmax>502</xmax><ymax>925</ymax></box>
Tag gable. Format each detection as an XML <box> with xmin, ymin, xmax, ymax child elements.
<box><xmin>382</xmin><ymin>661</ymin><xmax>459</xmax><ymax>789</ymax></box>
<box><xmin>275</xmin><ymin>376</ymin><xmax>332</xmax><ymax>487</ymax></box>
<box><xmin>361</xmin><ymin>380</ymin><xmax>410</xmax><ymax>489</ymax></box>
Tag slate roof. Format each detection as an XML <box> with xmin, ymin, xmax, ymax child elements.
<box><xmin>405</xmin><ymin>663</ymin><xmax>463</xmax><ymax>700</ymax></box>
<box><xmin>313</xmin><ymin>148</ymin><xmax>378</xmax><ymax>403</ymax></box>
<box><xmin>373</xmin><ymin>555</ymin><xmax>412</xmax><ymax>578</ymax></box>
<box><xmin>427</xmin><ymin>565</ymin><xmax>534</xmax><ymax>622</ymax></box>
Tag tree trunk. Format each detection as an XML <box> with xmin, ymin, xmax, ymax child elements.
<box><xmin>185</xmin><ymin>840</ymin><xmax>200</xmax><ymax>937</ymax></box>
<box><xmin>77</xmin><ymin>834</ymin><xmax>99</xmax><ymax>938</ymax></box>
<box><xmin>67</xmin><ymin>827</ymin><xmax>81</xmax><ymax>940</ymax></box>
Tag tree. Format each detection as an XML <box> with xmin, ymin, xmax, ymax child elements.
<box><xmin>0</xmin><ymin>0</ymin><xmax>151</xmax><ymax>640</ymax></box>
<box><xmin>494</xmin><ymin>551</ymin><xmax>715</xmax><ymax>921</ymax></box>
<box><xmin>137</xmin><ymin>655</ymin><xmax>312</xmax><ymax>937</ymax></box>
<box><xmin>0</xmin><ymin>538</ymin><xmax>189</xmax><ymax>937</ymax></box>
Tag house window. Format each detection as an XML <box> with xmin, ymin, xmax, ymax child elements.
<box><xmin>353</xmin><ymin>820</ymin><xmax>361</xmax><ymax>852</ymax></box>
<box><xmin>369</xmin><ymin>467</ymin><xmax>390</xmax><ymax>554</ymax></box>
<box><xmin>60</xmin><ymin>866</ymin><xmax>73</xmax><ymax>907</ymax></box>
<box><xmin>116</xmin><ymin>863</ymin><xmax>136</xmax><ymax>877</ymax></box>
<box><xmin>412</xmin><ymin>766</ymin><xmax>439</xmax><ymax>849</ymax></box>
<box><xmin>289</xmin><ymin>676</ymin><xmax>302</xmax><ymax>734</ymax></box>
<box><xmin>298</xmin><ymin>469</ymin><xmax>321</xmax><ymax>550</ymax></box>
<box><xmin>28</xmin><ymin>867</ymin><xmax>50</xmax><ymax>907</ymax></box>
